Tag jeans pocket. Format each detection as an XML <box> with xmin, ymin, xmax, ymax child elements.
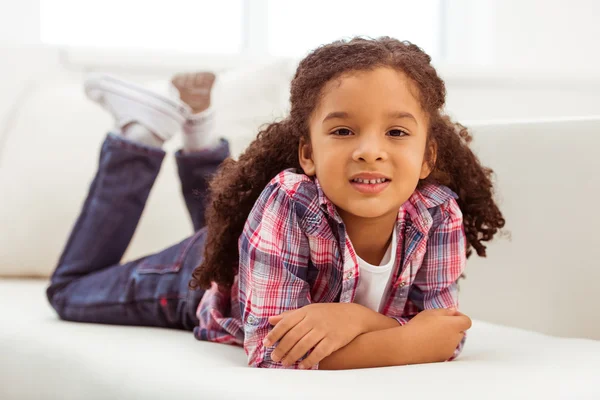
<box><xmin>135</xmin><ymin>231</ymin><xmax>205</xmax><ymax>275</ymax></box>
<box><xmin>136</xmin><ymin>240</ymin><xmax>188</xmax><ymax>275</ymax></box>
<box><xmin>137</xmin><ymin>260</ymin><xmax>182</xmax><ymax>274</ymax></box>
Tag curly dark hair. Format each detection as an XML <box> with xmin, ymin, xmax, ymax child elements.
<box><xmin>189</xmin><ymin>36</ymin><xmax>505</xmax><ymax>290</ymax></box>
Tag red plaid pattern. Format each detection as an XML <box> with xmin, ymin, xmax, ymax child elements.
<box><xmin>194</xmin><ymin>169</ymin><xmax>467</xmax><ymax>368</ymax></box>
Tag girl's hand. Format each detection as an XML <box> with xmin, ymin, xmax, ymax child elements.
<box><xmin>404</xmin><ymin>308</ymin><xmax>472</xmax><ymax>363</ymax></box>
<box><xmin>264</xmin><ymin>303</ymin><xmax>365</xmax><ymax>368</ymax></box>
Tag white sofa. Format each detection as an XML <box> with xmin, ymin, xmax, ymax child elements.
<box><xmin>1</xmin><ymin>47</ymin><xmax>599</xmax><ymax>399</ymax></box>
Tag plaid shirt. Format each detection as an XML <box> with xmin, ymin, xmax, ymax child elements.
<box><xmin>194</xmin><ymin>169</ymin><xmax>467</xmax><ymax>369</ymax></box>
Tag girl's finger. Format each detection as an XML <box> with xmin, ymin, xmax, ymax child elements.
<box><xmin>268</xmin><ymin>309</ymin><xmax>292</xmax><ymax>323</ymax></box>
<box><xmin>272</xmin><ymin>322</ymin><xmax>314</xmax><ymax>364</ymax></box>
<box><xmin>450</xmin><ymin>314</ymin><xmax>472</xmax><ymax>332</ymax></box>
<box><xmin>263</xmin><ymin>312</ymin><xmax>304</xmax><ymax>347</ymax></box>
<box><xmin>280</xmin><ymin>329</ymin><xmax>322</xmax><ymax>367</ymax></box>
<box><xmin>268</xmin><ymin>315</ymin><xmax>284</xmax><ymax>325</ymax></box>
<box><xmin>298</xmin><ymin>338</ymin><xmax>333</xmax><ymax>370</ymax></box>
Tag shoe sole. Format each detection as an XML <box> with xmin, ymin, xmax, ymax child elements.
<box><xmin>84</xmin><ymin>73</ymin><xmax>192</xmax><ymax>124</ymax></box>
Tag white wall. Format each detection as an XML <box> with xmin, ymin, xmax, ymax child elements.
<box><xmin>3</xmin><ymin>0</ymin><xmax>599</xmax><ymax>73</ymax></box>
<box><xmin>0</xmin><ymin>0</ymin><xmax>40</xmax><ymax>45</ymax></box>
<box><xmin>0</xmin><ymin>0</ymin><xmax>59</xmax><ymax>152</ymax></box>
<box><xmin>445</xmin><ymin>0</ymin><xmax>600</xmax><ymax>72</ymax></box>
<box><xmin>490</xmin><ymin>0</ymin><xmax>600</xmax><ymax>71</ymax></box>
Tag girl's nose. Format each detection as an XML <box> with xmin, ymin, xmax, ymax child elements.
<box><xmin>352</xmin><ymin>135</ymin><xmax>388</xmax><ymax>163</ymax></box>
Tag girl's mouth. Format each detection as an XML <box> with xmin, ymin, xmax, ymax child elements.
<box><xmin>349</xmin><ymin>178</ymin><xmax>391</xmax><ymax>194</ymax></box>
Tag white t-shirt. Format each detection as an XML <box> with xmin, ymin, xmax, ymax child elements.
<box><xmin>353</xmin><ymin>228</ymin><xmax>397</xmax><ymax>312</ymax></box>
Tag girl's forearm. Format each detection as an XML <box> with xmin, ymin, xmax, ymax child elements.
<box><xmin>352</xmin><ymin>303</ymin><xmax>401</xmax><ymax>333</ymax></box>
<box><xmin>319</xmin><ymin>326</ymin><xmax>418</xmax><ymax>370</ymax></box>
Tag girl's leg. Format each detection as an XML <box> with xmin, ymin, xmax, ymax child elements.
<box><xmin>175</xmin><ymin>138</ymin><xmax>230</xmax><ymax>232</ymax></box>
<box><xmin>47</xmin><ymin>74</ymin><xmax>206</xmax><ymax>329</ymax></box>
<box><xmin>172</xmin><ymin>71</ymin><xmax>225</xmax><ymax>232</ymax></box>
<box><xmin>47</xmin><ymin>133</ymin><xmax>204</xmax><ymax>329</ymax></box>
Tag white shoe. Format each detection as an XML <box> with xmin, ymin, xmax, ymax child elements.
<box><xmin>84</xmin><ymin>73</ymin><xmax>192</xmax><ymax>141</ymax></box>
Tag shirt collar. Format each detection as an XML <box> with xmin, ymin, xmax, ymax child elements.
<box><xmin>314</xmin><ymin>176</ymin><xmax>344</xmax><ymax>224</ymax></box>
<box><xmin>314</xmin><ymin>176</ymin><xmax>457</xmax><ymax>231</ymax></box>
<box><xmin>401</xmin><ymin>182</ymin><xmax>458</xmax><ymax>232</ymax></box>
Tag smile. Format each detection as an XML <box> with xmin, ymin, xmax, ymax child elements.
<box><xmin>351</xmin><ymin>178</ymin><xmax>388</xmax><ymax>184</ymax></box>
<box><xmin>349</xmin><ymin>178</ymin><xmax>391</xmax><ymax>194</ymax></box>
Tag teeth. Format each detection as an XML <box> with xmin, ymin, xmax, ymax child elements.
<box><xmin>352</xmin><ymin>178</ymin><xmax>387</xmax><ymax>184</ymax></box>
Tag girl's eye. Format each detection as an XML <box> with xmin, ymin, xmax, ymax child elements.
<box><xmin>332</xmin><ymin>128</ymin><xmax>353</xmax><ymax>136</ymax></box>
<box><xmin>388</xmin><ymin>129</ymin><xmax>408</xmax><ymax>137</ymax></box>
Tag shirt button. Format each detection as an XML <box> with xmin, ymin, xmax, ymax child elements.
<box><xmin>398</xmin><ymin>282</ymin><xmax>406</xmax><ymax>288</ymax></box>
<box><xmin>345</xmin><ymin>271</ymin><xmax>353</xmax><ymax>280</ymax></box>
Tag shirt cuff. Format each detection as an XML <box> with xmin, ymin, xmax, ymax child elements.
<box><xmin>255</xmin><ymin>359</ymin><xmax>319</xmax><ymax>370</ymax></box>
<box><xmin>446</xmin><ymin>331</ymin><xmax>467</xmax><ymax>361</ymax></box>
<box><xmin>252</xmin><ymin>346</ymin><xmax>320</xmax><ymax>370</ymax></box>
<box><xmin>391</xmin><ymin>316</ymin><xmax>412</xmax><ymax>326</ymax></box>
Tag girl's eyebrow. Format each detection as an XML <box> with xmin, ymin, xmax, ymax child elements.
<box><xmin>322</xmin><ymin>111</ymin><xmax>417</xmax><ymax>124</ymax></box>
<box><xmin>388</xmin><ymin>111</ymin><xmax>417</xmax><ymax>123</ymax></box>
<box><xmin>322</xmin><ymin>111</ymin><xmax>349</xmax><ymax>123</ymax></box>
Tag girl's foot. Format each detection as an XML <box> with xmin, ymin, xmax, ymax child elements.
<box><xmin>85</xmin><ymin>74</ymin><xmax>192</xmax><ymax>148</ymax></box>
<box><xmin>171</xmin><ymin>72</ymin><xmax>220</xmax><ymax>152</ymax></box>
<box><xmin>171</xmin><ymin>72</ymin><xmax>216</xmax><ymax>114</ymax></box>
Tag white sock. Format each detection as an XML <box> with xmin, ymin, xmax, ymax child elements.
<box><xmin>182</xmin><ymin>107</ymin><xmax>220</xmax><ymax>153</ymax></box>
<box><xmin>118</xmin><ymin>122</ymin><xmax>164</xmax><ymax>148</ymax></box>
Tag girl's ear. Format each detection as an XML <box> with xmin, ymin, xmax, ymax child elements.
<box><xmin>298</xmin><ymin>137</ymin><xmax>316</xmax><ymax>176</ymax></box>
<box><xmin>420</xmin><ymin>140</ymin><xmax>437</xmax><ymax>179</ymax></box>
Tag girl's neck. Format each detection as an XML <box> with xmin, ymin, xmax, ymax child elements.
<box><xmin>338</xmin><ymin>209</ymin><xmax>398</xmax><ymax>265</ymax></box>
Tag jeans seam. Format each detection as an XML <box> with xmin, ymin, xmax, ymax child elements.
<box><xmin>136</xmin><ymin>230</ymin><xmax>201</xmax><ymax>274</ymax></box>
<box><xmin>60</xmin><ymin>294</ymin><xmax>187</xmax><ymax>309</ymax></box>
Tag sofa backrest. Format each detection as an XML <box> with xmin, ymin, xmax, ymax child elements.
<box><xmin>462</xmin><ymin>117</ymin><xmax>600</xmax><ymax>340</ymax></box>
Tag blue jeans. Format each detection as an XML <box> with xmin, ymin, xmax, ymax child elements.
<box><xmin>46</xmin><ymin>133</ymin><xmax>229</xmax><ymax>331</ymax></box>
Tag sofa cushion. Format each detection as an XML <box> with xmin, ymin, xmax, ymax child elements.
<box><xmin>1</xmin><ymin>279</ymin><xmax>599</xmax><ymax>399</ymax></box>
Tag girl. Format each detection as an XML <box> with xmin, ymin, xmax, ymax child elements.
<box><xmin>47</xmin><ymin>37</ymin><xmax>505</xmax><ymax>370</ymax></box>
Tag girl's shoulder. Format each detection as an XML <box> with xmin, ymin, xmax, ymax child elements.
<box><xmin>267</xmin><ymin>168</ymin><xmax>316</xmax><ymax>197</ymax></box>
<box><xmin>408</xmin><ymin>183</ymin><xmax>462</xmax><ymax>232</ymax></box>
<box><xmin>261</xmin><ymin>169</ymin><xmax>326</xmax><ymax>229</ymax></box>
<box><xmin>260</xmin><ymin>168</ymin><xmax>321</xmax><ymax>210</ymax></box>
<box><xmin>414</xmin><ymin>182</ymin><xmax>458</xmax><ymax>208</ymax></box>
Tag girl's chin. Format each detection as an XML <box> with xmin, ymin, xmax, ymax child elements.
<box><xmin>343</xmin><ymin>205</ymin><xmax>399</xmax><ymax>220</ymax></box>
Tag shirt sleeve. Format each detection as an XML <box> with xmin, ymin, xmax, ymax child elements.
<box><xmin>237</xmin><ymin>180</ymin><xmax>315</xmax><ymax>369</ymax></box>
<box><xmin>397</xmin><ymin>198</ymin><xmax>468</xmax><ymax>360</ymax></box>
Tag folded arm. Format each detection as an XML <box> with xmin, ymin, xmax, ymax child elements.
<box><xmin>319</xmin><ymin>324</ymin><xmax>414</xmax><ymax>370</ymax></box>
<box><xmin>239</xmin><ymin>183</ymin><xmax>467</xmax><ymax>369</ymax></box>
<box><xmin>322</xmin><ymin>199</ymin><xmax>469</xmax><ymax>369</ymax></box>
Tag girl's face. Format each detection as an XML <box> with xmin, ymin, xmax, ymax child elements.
<box><xmin>300</xmin><ymin>67</ymin><xmax>432</xmax><ymax>222</ymax></box>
